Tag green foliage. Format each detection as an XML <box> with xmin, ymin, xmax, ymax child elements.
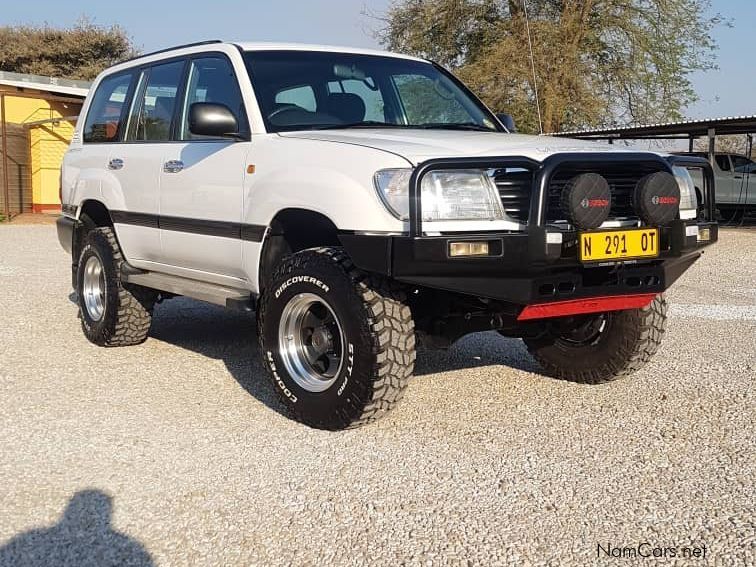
<box><xmin>0</xmin><ymin>18</ymin><xmax>138</xmax><ymax>81</ymax></box>
<box><xmin>375</xmin><ymin>0</ymin><xmax>725</xmax><ymax>133</ymax></box>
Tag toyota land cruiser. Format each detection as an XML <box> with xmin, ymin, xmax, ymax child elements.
<box><xmin>57</xmin><ymin>41</ymin><xmax>718</xmax><ymax>429</ymax></box>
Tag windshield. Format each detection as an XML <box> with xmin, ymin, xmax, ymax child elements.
<box><xmin>243</xmin><ymin>50</ymin><xmax>501</xmax><ymax>133</ymax></box>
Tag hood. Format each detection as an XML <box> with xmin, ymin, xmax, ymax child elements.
<box><xmin>279</xmin><ymin>129</ymin><xmax>643</xmax><ymax>165</ymax></box>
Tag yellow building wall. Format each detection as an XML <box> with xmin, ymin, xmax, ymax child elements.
<box><xmin>1</xmin><ymin>91</ymin><xmax>80</xmax><ymax>211</ymax></box>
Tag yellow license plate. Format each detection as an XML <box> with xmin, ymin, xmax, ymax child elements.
<box><xmin>579</xmin><ymin>228</ymin><xmax>659</xmax><ymax>263</ymax></box>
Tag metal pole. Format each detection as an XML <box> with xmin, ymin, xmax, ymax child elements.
<box><xmin>1</xmin><ymin>94</ymin><xmax>10</xmax><ymax>222</ymax></box>
<box><xmin>688</xmin><ymin>136</ymin><xmax>694</xmax><ymax>153</ymax></box>
<box><xmin>707</xmin><ymin>127</ymin><xmax>716</xmax><ymax>166</ymax></box>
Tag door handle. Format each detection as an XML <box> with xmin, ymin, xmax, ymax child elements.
<box><xmin>163</xmin><ymin>160</ymin><xmax>184</xmax><ymax>173</ymax></box>
<box><xmin>108</xmin><ymin>158</ymin><xmax>124</xmax><ymax>170</ymax></box>
<box><xmin>734</xmin><ymin>175</ymin><xmax>743</xmax><ymax>179</ymax></box>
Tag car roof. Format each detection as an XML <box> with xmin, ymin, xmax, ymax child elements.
<box><xmin>114</xmin><ymin>40</ymin><xmax>427</xmax><ymax>69</ymax></box>
<box><xmin>236</xmin><ymin>41</ymin><xmax>427</xmax><ymax>62</ymax></box>
<box><xmin>672</xmin><ymin>151</ymin><xmax>747</xmax><ymax>157</ymax></box>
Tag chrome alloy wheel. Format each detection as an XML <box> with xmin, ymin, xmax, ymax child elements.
<box><xmin>82</xmin><ymin>255</ymin><xmax>107</xmax><ymax>322</ymax></box>
<box><xmin>278</xmin><ymin>293</ymin><xmax>345</xmax><ymax>392</ymax></box>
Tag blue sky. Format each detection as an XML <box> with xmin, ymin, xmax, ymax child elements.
<box><xmin>2</xmin><ymin>0</ymin><xmax>753</xmax><ymax>120</ymax></box>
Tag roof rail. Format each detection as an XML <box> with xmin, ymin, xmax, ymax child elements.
<box><xmin>118</xmin><ymin>40</ymin><xmax>224</xmax><ymax>65</ymax></box>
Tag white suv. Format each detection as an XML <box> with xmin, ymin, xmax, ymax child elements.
<box><xmin>58</xmin><ymin>41</ymin><xmax>718</xmax><ymax>429</ymax></box>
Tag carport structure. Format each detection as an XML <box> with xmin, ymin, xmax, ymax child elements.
<box><xmin>552</xmin><ymin>115</ymin><xmax>756</xmax><ymax>163</ymax></box>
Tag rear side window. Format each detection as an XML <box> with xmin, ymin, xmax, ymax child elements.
<box><xmin>83</xmin><ymin>73</ymin><xmax>133</xmax><ymax>143</ymax></box>
<box><xmin>125</xmin><ymin>60</ymin><xmax>185</xmax><ymax>142</ymax></box>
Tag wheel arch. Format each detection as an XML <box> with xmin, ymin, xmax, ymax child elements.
<box><xmin>258</xmin><ymin>208</ymin><xmax>342</xmax><ymax>286</ymax></box>
<box><xmin>73</xmin><ymin>200</ymin><xmax>115</xmax><ymax>269</ymax></box>
<box><xmin>78</xmin><ymin>199</ymin><xmax>114</xmax><ymax>227</ymax></box>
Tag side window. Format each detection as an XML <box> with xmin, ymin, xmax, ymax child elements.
<box><xmin>83</xmin><ymin>73</ymin><xmax>133</xmax><ymax>143</ymax></box>
<box><xmin>180</xmin><ymin>56</ymin><xmax>247</xmax><ymax>140</ymax></box>
<box><xmin>125</xmin><ymin>60</ymin><xmax>184</xmax><ymax>142</ymax></box>
<box><xmin>731</xmin><ymin>155</ymin><xmax>753</xmax><ymax>172</ymax></box>
<box><xmin>327</xmin><ymin>79</ymin><xmax>385</xmax><ymax>121</ymax></box>
<box><xmin>392</xmin><ymin>74</ymin><xmax>469</xmax><ymax>124</ymax></box>
<box><xmin>275</xmin><ymin>85</ymin><xmax>316</xmax><ymax>112</ymax></box>
<box><xmin>715</xmin><ymin>155</ymin><xmax>731</xmax><ymax>172</ymax></box>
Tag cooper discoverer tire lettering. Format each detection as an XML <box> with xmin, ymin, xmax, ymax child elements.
<box><xmin>257</xmin><ymin>247</ymin><xmax>415</xmax><ymax>430</ymax></box>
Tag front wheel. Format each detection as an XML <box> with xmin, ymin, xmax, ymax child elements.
<box><xmin>257</xmin><ymin>247</ymin><xmax>415</xmax><ymax>430</ymax></box>
<box><xmin>523</xmin><ymin>294</ymin><xmax>668</xmax><ymax>384</ymax></box>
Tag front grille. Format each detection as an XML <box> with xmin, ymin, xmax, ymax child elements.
<box><xmin>546</xmin><ymin>163</ymin><xmax>666</xmax><ymax>223</ymax></box>
<box><xmin>493</xmin><ymin>167</ymin><xmax>533</xmax><ymax>223</ymax></box>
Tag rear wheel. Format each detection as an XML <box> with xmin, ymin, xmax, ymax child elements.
<box><xmin>523</xmin><ymin>295</ymin><xmax>668</xmax><ymax>384</ymax></box>
<box><xmin>76</xmin><ymin>227</ymin><xmax>157</xmax><ymax>347</ymax></box>
<box><xmin>719</xmin><ymin>207</ymin><xmax>744</xmax><ymax>223</ymax></box>
<box><xmin>258</xmin><ymin>247</ymin><xmax>415</xmax><ymax>430</ymax></box>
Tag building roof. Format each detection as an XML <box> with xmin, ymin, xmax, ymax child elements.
<box><xmin>0</xmin><ymin>71</ymin><xmax>90</xmax><ymax>98</ymax></box>
<box><xmin>553</xmin><ymin>115</ymin><xmax>756</xmax><ymax>139</ymax></box>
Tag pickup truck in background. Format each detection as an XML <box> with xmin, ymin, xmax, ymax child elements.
<box><xmin>674</xmin><ymin>152</ymin><xmax>756</xmax><ymax>221</ymax></box>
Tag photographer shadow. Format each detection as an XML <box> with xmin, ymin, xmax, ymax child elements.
<box><xmin>0</xmin><ymin>490</ymin><xmax>153</xmax><ymax>567</ymax></box>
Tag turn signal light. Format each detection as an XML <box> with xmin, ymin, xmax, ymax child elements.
<box><xmin>450</xmin><ymin>242</ymin><xmax>489</xmax><ymax>257</ymax></box>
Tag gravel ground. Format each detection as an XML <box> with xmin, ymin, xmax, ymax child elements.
<box><xmin>0</xmin><ymin>225</ymin><xmax>754</xmax><ymax>566</ymax></box>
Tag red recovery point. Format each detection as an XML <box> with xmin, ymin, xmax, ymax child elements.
<box><xmin>517</xmin><ymin>293</ymin><xmax>658</xmax><ymax>321</ymax></box>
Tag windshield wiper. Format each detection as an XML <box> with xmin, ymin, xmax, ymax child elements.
<box><xmin>313</xmin><ymin>121</ymin><xmax>407</xmax><ymax>130</ymax></box>
<box><xmin>311</xmin><ymin>121</ymin><xmax>498</xmax><ymax>132</ymax></box>
<box><xmin>417</xmin><ymin>122</ymin><xmax>498</xmax><ymax>132</ymax></box>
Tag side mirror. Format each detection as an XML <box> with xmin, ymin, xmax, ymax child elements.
<box><xmin>189</xmin><ymin>102</ymin><xmax>242</xmax><ymax>139</ymax></box>
<box><xmin>497</xmin><ymin>113</ymin><xmax>516</xmax><ymax>133</ymax></box>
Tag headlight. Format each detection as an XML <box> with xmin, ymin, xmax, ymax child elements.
<box><xmin>374</xmin><ymin>168</ymin><xmax>505</xmax><ymax>221</ymax></box>
<box><xmin>672</xmin><ymin>166</ymin><xmax>697</xmax><ymax>220</ymax></box>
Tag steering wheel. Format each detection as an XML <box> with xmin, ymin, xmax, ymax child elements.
<box><xmin>268</xmin><ymin>104</ymin><xmax>302</xmax><ymax>120</ymax></box>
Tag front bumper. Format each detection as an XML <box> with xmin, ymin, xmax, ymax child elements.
<box><xmin>340</xmin><ymin>152</ymin><xmax>718</xmax><ymax>310</ymax></box>
<box><xmin>340</xmin><ymin>221</ymin><xmax>717</xmax><ymax>306</ymax></box>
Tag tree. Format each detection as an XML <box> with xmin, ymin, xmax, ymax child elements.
<box><xmin>0</xmin><ymin>19</ymin><xmax>137</xmax><ymax>81</ymax></box>
<box><xmin>374</xmin><ymin>0</ymin><xmax>725</xmax><ymax>134</ymax></box>
<box><xmin>695</xmin><ymin>135</ymin><xmax>755</xmax><ymax>158</ymax></box>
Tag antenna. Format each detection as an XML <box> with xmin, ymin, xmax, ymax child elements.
<box><xmin>522</xmin><ymin>0</ymin><xmax>544</xmax><ymax>134</ymax></box>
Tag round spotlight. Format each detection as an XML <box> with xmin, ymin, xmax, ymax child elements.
<box><xmin>633</xmin><ymin>171</ymin><xmax>680</xmax><ymax>226</ymax></box>
<box><xmin>560</xmin><ymin>173</ymin><xmax>611</xmax><ymax>230</ymax></box>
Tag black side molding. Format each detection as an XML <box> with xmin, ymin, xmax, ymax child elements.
<box><xmin>110</xmin><ymin>210</ymin><xmax>267</xmax><ymax>243</ymax></box>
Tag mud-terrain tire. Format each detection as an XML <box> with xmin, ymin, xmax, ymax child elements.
<box><xmin>523</xmin><ymin>294</ymin><xmax>668</xmax><ymax>384</ymax></box>
<box><xmin>257</xmin><ymin>247</ymin><xmax>415</xmax><ymax>430</ymax></box>
<box><xmin>76</xmin><ymin>227</ymin><xmax>157</xmax><ymax>347</ymax></box>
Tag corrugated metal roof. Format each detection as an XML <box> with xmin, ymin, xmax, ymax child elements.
<box><xmin>0</xmin><ymin>71</ymin><xmax>90</xmax><ymax>98</ymax></box>
<box><xmin>552</xmin><ymin>115</ymin><xmax>756</xmax><ymax>138</ymax></box>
